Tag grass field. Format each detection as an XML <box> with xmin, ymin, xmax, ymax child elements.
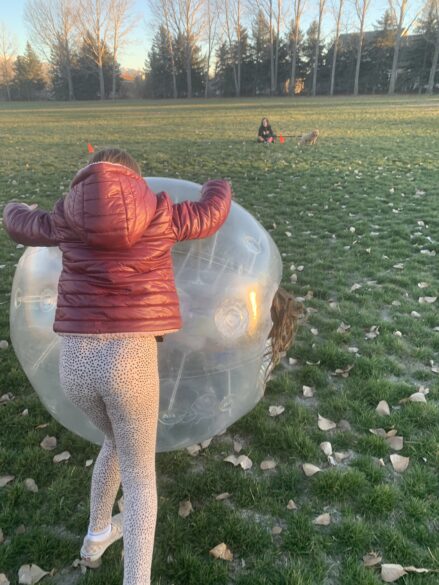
<box><xmin>0</xmin><ymin>96</ymin><xmax>438</xmax><ymax>585</ymax></box>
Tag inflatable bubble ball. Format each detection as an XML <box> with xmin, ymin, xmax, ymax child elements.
<box><xmin>10</xmin><ymin>178</ymin><xmax>282</xmax><ymax>452</ymax></box>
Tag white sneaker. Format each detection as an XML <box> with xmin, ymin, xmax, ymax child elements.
<box><xmin>80</xmin><ymin>513</ymin><xmax>123</xmax><ymax>563</ymax></box>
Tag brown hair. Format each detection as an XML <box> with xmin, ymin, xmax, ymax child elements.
<box><xmin>89</xmin><ymin>148</ymin><xmax>141</xmax><ymax>176</ymax></box>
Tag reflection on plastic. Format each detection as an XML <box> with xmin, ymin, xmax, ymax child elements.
<box><xmin>10</xmin><ymin>178</ymin><xmax>282</xmax><ymax>452</ymax></box>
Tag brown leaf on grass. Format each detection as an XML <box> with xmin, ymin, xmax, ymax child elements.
<box><xmin>362</xmin><ymin>551</ymin><xmax>382</xmax><ymax>567</ymax></box>
<box><xmin>215</xmin><ymin>492</ymin><xmax>231</xmax><ymax>501</ymax></box>
<box><xmin>0</xmin><ymin>573</ymin><xmax>10</xmax><ymax>585</ymax></box>
<box><xmin>287</xmin><ymin>499</ymin><xmax>298</xmax><ymax>510</ymax></box>
<box><xmin>21</xmin><ymin>409</ymin><xmax>29</xmax><ymax>416</ymax></box>
<box><xmin>178</xmin><ymin>500</ymin><xmax>193</xmax><ymax>518</ymax></box>
<box><xmin>404</xmin><ymin>566</ymin><xmax>431</xmax><ymax>574</ymax></box>
<box><xmin>350</xmin><ymin>283</ymin><xmax>362</xmax><ymax>292</ymax></box>
<box><xmin>329</xmin><ymin>300</ymin><xmax>339</xmax><ymax>310</ymax></box>
<box><xmin>431</xmin><ymin>361</ymin><xmax>439</xmax><ymax>374</ymax></box>
<box><xmin>381</xmin><ymin>564</ymin><xmax>407</xmax><ymax>582</ymax></box>
<box><xmin>53</xmin><ymin>451</ymin><xmax>71</xmax><ymax>464</ymax></box>
<box><xmin>0</xmin><ymin>340</ymin><xmax>9</xmax><ymax>350</ymax></box>
<box><xmin>332</xmin><ymin>365</ymin><xmax>354</xmax><ymax>378</ymax></box>
<box><xmin>393</xmin><ymin>263</ymin><xmax>404</xmax><ymax>270</ymax></box>
<box><xmin>0</xmin><ymin>393</ymin><xmax>14</xmax><ymax>405</ymax></box>
<box><xmin>85</xmin><ymin>459</ymin><xmax>93</xmax><ymax>467</ymax></box>
<box><xmin>24</xmin><ymin>479</ymin><xmax>38</xmax><ymax>493</ymax></box>
<box><xmin>390</xmin><ymin>454</ymin><xmax>410</xmax><ymax>473</ymax></box>
<box><xmin>40</xmin><ymin>436</ymin><xmax>57</xmax><ymax>451</ymax></box>
<box><xmin>320</xmin><ymin>442</ymin><xmax>333</xmax><ymax>456</ymax></box>
<box><xmin>348</xmin><ymin>346</ymin><xmax>359</xmax><ymax>353</ymax></box>
<box><xmin>271</xmin><ymin>526</ymin><xmax>283</xmax><ymax>535</ymax></box>
<box><xmin>17</xmin><ymin>565</ymin><xmax>49</xmax><ymax>585</ymax></box>
<box><xmin>419</xmin><ymin>296</ymin><xmax>437</xmax><ymax>304</ymax></box>
<box><xmin>0</xmin><ymin>476</ymin><xmax>15</xmax><ymax>488</ymax></box>
<box><xmin>310</xmin><ymin>328</ymin><xmax>319</xmax><ymax>336</ymax></box>
<box><xmin>35</xmin><ymin>424</ymin><xmax>49</xmax><ymax>430</ymax></box>
<box><xmin>417</xmin><ymin>282</ymin><xmax>429</xmax><ymax>289</ymax></box>
<box><xmin>186</xmin><ymin>444</ymin><xmax>201</xmax><ymax>456</ymax></box>
<box><xmin>376</xmin><ymin>401</ymin><xmax>391</xmax><ymax>416</ymax></box>
<box><xmin>303</xmin><ymin>464</ymin><xmax>321</xmax><ymax>477</ymax></box>
<box><xmin>386</xmin><ymin>436</ymin><xmax>404</xmax><ymax>451</ymax></box>
<box><xmin>223</xmin><ymin>454</ymin><xmax>253</xmax><ymax>470</ymax></box>
<box><xmin>268</xmin><ymin>406</ymin><xmax>285</xmax><ymax>417</ymax></box>
<box><xmin>365</xmin><ymin>326</ymin><xmax>380</xmax><ymax>340</ymax></box>
<box><xmin>410</xmin><ymin>311</ymin><xmax>421</xmax><ymax>318</ymax></box>
<box><xmin>312</xmin><ymin>513</ymin><xmax>331</xmax><ymax>526</ymax></box>
<box><xmin>393</xmin><ymin>331</ymin><xmax>402</xmax><ymax>337</ymax></box>
<box><xmin>318</xmin><ymin>414</ymin><xmax>337</xmax><ymax>431</ymax></box>
<box><xmin>303</xmin><ymin>385</ymin><xmax>314</xmax><ymax>398</ymax></box>
<box><xmin>337</xmin><ymin>322</ymin><xmax>351</xmax><ymax>334</ymax></box>
<box><xmin>233</xmin><ymin>440</ymin><xmax>243</xmax><ymax>453</ymax></box>
<box><xmin>306</xmin><ymin>360</ymin><xmax>321</xmax><ymax>366</ymax></box>
<box><xmin>370</xmin><ymin>428</ymin><xmax>387</xmax><ymax>437</ymax></box>
<box><xmin>209</xmin><ymin>543</ymin><xmax>233</xmax><ymax>561</ymax></box>
<box><xmin>201</xmin><ymin>438</ymin><xmax>212</xmax><ymax>449</ymax></box>
<box><xmin>260</xmin><ymin>459</ymin><xmax>277</xmax><ymax>471</ymax></box>
<box><xmin>407</xmin><ymin>392</ymin><xmax>427</xmax><ymax>403</ymax></box>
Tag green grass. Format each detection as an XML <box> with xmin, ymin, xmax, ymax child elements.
<box><xmin>0</xmin><ymin>96</ymin><xmax>438</xmax><ymax>584</ymax></box>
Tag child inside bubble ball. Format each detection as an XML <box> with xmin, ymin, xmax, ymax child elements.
<box><xmin>3</xmin><ymin>148</ymin><xmax>232</xmax><ymax>585</ymax></box>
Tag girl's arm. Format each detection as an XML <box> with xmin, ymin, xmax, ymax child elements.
<box><xmin>171</xmin><ymin>179</ymin><xmax>232</xmax><ymax>242</ymax></box>
<box><xmin>3</xmin><ymin>200</ymin><xmax>63</xmax><ymax>247</ymax></box>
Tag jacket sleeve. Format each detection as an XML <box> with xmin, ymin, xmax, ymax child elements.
<box><xmin>3</xmin><ymin>201</ymin><xmax>62</xmax><ymax>247</ymax></box>
<box><xmin>171</xmin><ymin>179</ymin><xmax>232</xmax><ymax>242</ymax></box>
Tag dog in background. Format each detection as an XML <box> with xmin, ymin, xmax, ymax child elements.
<box><xmin>298</xmin><ymin>129</ymin><xmax>319</xmax><ymax>146</ymax></box>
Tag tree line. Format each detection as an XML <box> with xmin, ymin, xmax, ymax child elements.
<box><xmin>0</xmin><ymin>0</ymin><xmax>438</xmax><ymax>101</ymax></box>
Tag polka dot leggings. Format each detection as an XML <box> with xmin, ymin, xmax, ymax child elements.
<box><xmin>59</xmin><ymin>335</ymin><xmax>159</xmax><ymax>585</ymax></box>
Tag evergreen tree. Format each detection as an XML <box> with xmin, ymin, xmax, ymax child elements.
<box><xmin>14</xmin><ymin>42</ymin><xmax>46</xmax><ymax>100</ymax></box>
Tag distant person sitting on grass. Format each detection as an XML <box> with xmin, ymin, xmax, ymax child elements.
<box><xmin>257</xmin><ymin>117</ymin><xmax>276</xmax><ymax>144</ymax></box>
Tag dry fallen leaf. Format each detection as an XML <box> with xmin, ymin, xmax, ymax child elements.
<box><xmin>201</xmin><ymin>438</ymin><xmax>212</xmax><ymax>449</ymax></box>
<box><xmin>53</xmin><ymin>451</ymin><xmax>71</xmax><ymax>464</ymax></box>
<box><xmin>410</xmin><ymin>311</ymin><xmax>421</xmax><ymax>318</ymax></box>
<box><xmin>386</xmin><ymin>436</ymin><xmax>404</xmax><ymax>451</ymax></box>
<box><xmin>260</xmin><ymin>459</ymin><xmax>277</xmax><ymax>471</ymax></box>
<box><xmin>350</xmin><ymin>283</ymin><xmax>362</xmax><ymax>292</ymax></box>
<box><xmin>40</xmin><ymin>436</ymin><xmax>57</xmax><ymax>451</ymax></box>
<box><xmin>376</xmin><ymin>401</ymin><xmax>391</xmax><ymax>416</ymax></box>
<box><xmin>369</xmin><ymin>428</ymin><xmax>387</xmax><ymax>437</ymax></box>
<box><xmin>287</xmin><ymin>499</ymin><xmax>297</xmax><ymax>510</ymax></box>
<box><xmin>310</xmin><ymin>328</ymin><xmax>319</xmax><ymax>336</ymax></box>
<box><xmin>0</xmin><ymin>475</ymin><xmax>15</xmax><ymax>488</ymax></box>
<box><xmin>186</xmin><ymin>444</ymin><xmax>201</xmax><ymax>456</ymax></box>
<box><xmin>0</xmin><ymin>340</ymin><xmax>9</xmax><ymax>350</ymax></box>
<box><xmin>365</xmin><ymin>326</ymin><xmax>380</xmax><ymax>340</ymax></box>
<box><xmin>0</xmin><ymin>393</ymin><xmax>14</xmax><ymax>405</ymax></box>
<box><xmin>271</xmin><ymin>526</ymin><xmax>283</xmax><ymax>535</ymax></box>
<box><xmin>334</xmin><ymin>452</ymin><xmax>349</xmax><ymax>463</ymax></box>
<box><xmin>303</xmin><ymin>463</ymin><xmax>321</xmax><ymax>477</ymax></box>
<box><xmin>209</xmin><ymin>543</ymin><xmax>233</xmax><ymax>561</ymax></box>
<box><xmin>178</xmin><ymin>500</ymin><xmax>193</xmax><ymax>518</ymax></box>
<box><xmin>223</xmin><ymin>454</ymin><xmax>252</xmax><ymax>470</ymax></box>
<box><xmin>233</xmin><ymin>440</ymin><xmax>243</xmax><ymax>453</ymax></box>
<box><xmin>337</xmin><ymin>322</ymin><xmax>351</xmax><ymax>334</ymax></box>
<box><xmin>21</xmin><ymin>409</ymin><xmax>29</xmax><ymax>416</ymax></box>
<box><xmin>362</xmin><ymin>551</ymin><xmax>382</xmax><ymax>567</ymax></box>
<box><xmin>0</xmin><ymin>574</ymin><xmax>10</xmax><ymax>585</ymax></box>
<box><xmin>381</xmin><ymin>564</ymin><xmax>407</xmax><ymax>582</ymax></box>
<box><xmin>320</xmin><ymin>442</ymin><xmax>333</xmax><ymax>456</ymax></box>
<box><xmin>85</xmin><ymin>459</ymin><xmax>94</xmax><ymax>467</ymax></box>
<box><xmin>419</xmin><ymin>296</ymin><xmax>437</xmax><ymax>304</ymax></box>
<box><xmin>313</xmin><ymin>513</ymin><xmax>331</xmax><ymax>526</ymax></box>
<box><xmin>35</xmin><ymin>424</ymin><xmax>49</xmax><ymax>430</ymax></box>
<box><xmin>303</xmin><ymin>385</ymin><xmax>314</xmax><ymax>398</ymax></box>
<box><xmin>408</xmin><ymin>392</ymin><xmax>427</xmax><ymax>403</ymax></box>
<box><xmin>24</xmin><ymin>479</ymin><xmax>38</xmax><ymax>493</ymax></box>
<box><xmin>18</xmin><ymin>565</ymin><xmax>49</xmax><ymax>585</ymax></box>
<box><xmin>215</xmin><ymin>492</ymin><xmax>231</xmax><ymax>501</ymax></box>
<box><xmin>390</xmin><ymin>454</ymin><xmax>410</xmax><ymax>473</ymax></box>
<box><xmin>393</xmin><ymin>263</ymin><xmax>404</xmax><ymax>270</ymax></box>
<box><xmin>269</xmin><ymin>405</ymin><xmax>285</xmax><ymax>417</ymax></box>
<box><xmin>332</xmin><ymin>365</ymin><xmax>354</xmax><ymax>378</ymax></box>
<box><xmin>318</xmin><ymin>414</ymin><xmax>337</xmax><ymax>431</ymax></box>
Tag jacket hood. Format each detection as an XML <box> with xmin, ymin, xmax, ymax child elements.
<box><xmin>64</xmin><ymin>162</ymin><xmax>157</xmax><ymax>250</ymax></box>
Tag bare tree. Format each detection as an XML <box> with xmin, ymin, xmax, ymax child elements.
<box><xmin>312</xmin><ymin>0</ymin><xmax>326</xmax><ymax>97</ymax></box>
<box><xmin>204</xmin><ymin>0</ymin><xmax>220</xmax><ymax>97</ymax></box>
<box><xmin>224</xmin><ymin>0</ymin><xmax>243</xmax><ymax>97</ymax></box>
<box><xmin>254</xmin><ymin>0</ymin><xmax>283</xmax><ymax>93</ymax></box>
<box><xmin>24</xmin><ymin>0</ymin><xmax>77</xmax><ymax>100</ymax></box>
<box><xmin>388</xmin><ymin>0</ymin><xmax>408</xmax><ymax>93</ymax></box>
<box><xmin>148</xmin><ymin>0</ymin><xmax>178</xmax><ymax>98</ymax></box>
<box><xmin>426</xmin><ymin>0</ymin><xmax>439</xmax><ymax>94</ymax></box>
<box><xmin>108</xmin><ymin>0</ymin><xmax>136</xmax><ymax>98</ymax></box>
<box><xmin>353</xmin><ymin>0</ymin><xmax>371</xmax><ymax>96</ymax></box>
<box><xmin>274</xmin><ymin>0</ymin><xmax>282</xmax><ymax>90</ymax></box>
<box><xmin>167</xmin><ymin>0</ymin><xmax>205</xmax><ymax>98</ymax></box>
<box><xmin>329</xmin><ymin>0</ymin><xmax>344</xmax><ymax>95</ymax></box>
<box><xmin>77</xmin><ymin>0</ymin><xmax>112</xmax><ymax>99</ymax></box>
<box><xmin>290</xmin><ymin>0</ymin><xmax>306</xmax><ymax>95</ymax></box>
<box><xmin>0</xmin><ymin>22</ymin><xmax>16</xmax><ymax>101</ymax></box>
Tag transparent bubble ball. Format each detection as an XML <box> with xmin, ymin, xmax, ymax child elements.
<box><xmin>10</xmin><ymin>178</ymin><xmax>282</xmax><ymax>451</ymax></box>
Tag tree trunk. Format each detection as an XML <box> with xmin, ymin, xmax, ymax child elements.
<box><xmin>354</xmin><ymin>31</ymin><xmax>363</xmax><ymax>96</ymax></box>
<box><xmin>5</xmin><ymin>81</ymin><xmax>10</xmax><ymax>101</ymax></box>
<box><xmin>98</xmin><ymin>59</ymin><xmax>105</xmax><ymax>99</ymax></box>
<box><xmin>389</xmin><ymin>0</ymin><xmax>407</xmax><ymax>95</ymax></box>
<box><xmin>274</xmin><ymin>0</ymin><xmax>281</xmax><ymax>92</ymax></box>
<box><xmin>290</xmin><ymin>38</ymin><xmax>298</xmax><ymax>95</ymax></box>
<box><xmin>269</xmin><ymin>0</ymin><xmax>274</xmax><ymax>94</ymax></box>
<box><xmin>186</xmin><ymin>41</ymin><xmax>192</xmax><ymax>98</ymax></box>
<box><xmin>330</xmin><ymin>0</ymin><xmax>343</xmax><ymax>96</ymax></box>
<box><xmin>312</xmin><ymin>14</ymin><xmax>322</xmax><ymax>96</ymax></box>
<box><xmin>427</xmin><ymin>26</ymin><xmax>439</xmax><ymax>95</ymax></box>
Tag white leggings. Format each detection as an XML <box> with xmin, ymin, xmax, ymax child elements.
<box><xmin>59</xmin><ymin>335</ymin><xmax>159</xmax><ymax>585</ymax></box>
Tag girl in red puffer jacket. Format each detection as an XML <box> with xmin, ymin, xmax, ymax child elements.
<box><xmin>3</xmin><ymin>148</ymin><xmax>232</xmax><ymax>585</ymax></box>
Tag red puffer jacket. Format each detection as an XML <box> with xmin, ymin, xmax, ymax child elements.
<box><xmin>3</xmin><ymin>162</ymin><xmax>232</xmax><ymax>335</ymax></box>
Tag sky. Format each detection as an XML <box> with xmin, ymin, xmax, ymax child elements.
<box><xmin>0</xmin><ymin>0</ymin><xmax>426</xmax><ymax>71</ymax></box>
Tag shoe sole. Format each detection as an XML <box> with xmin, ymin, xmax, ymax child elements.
<box><xmin>80</xmin><ymin>528</ymin><xmax>122</xmax><ymax>562</ymax></box>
